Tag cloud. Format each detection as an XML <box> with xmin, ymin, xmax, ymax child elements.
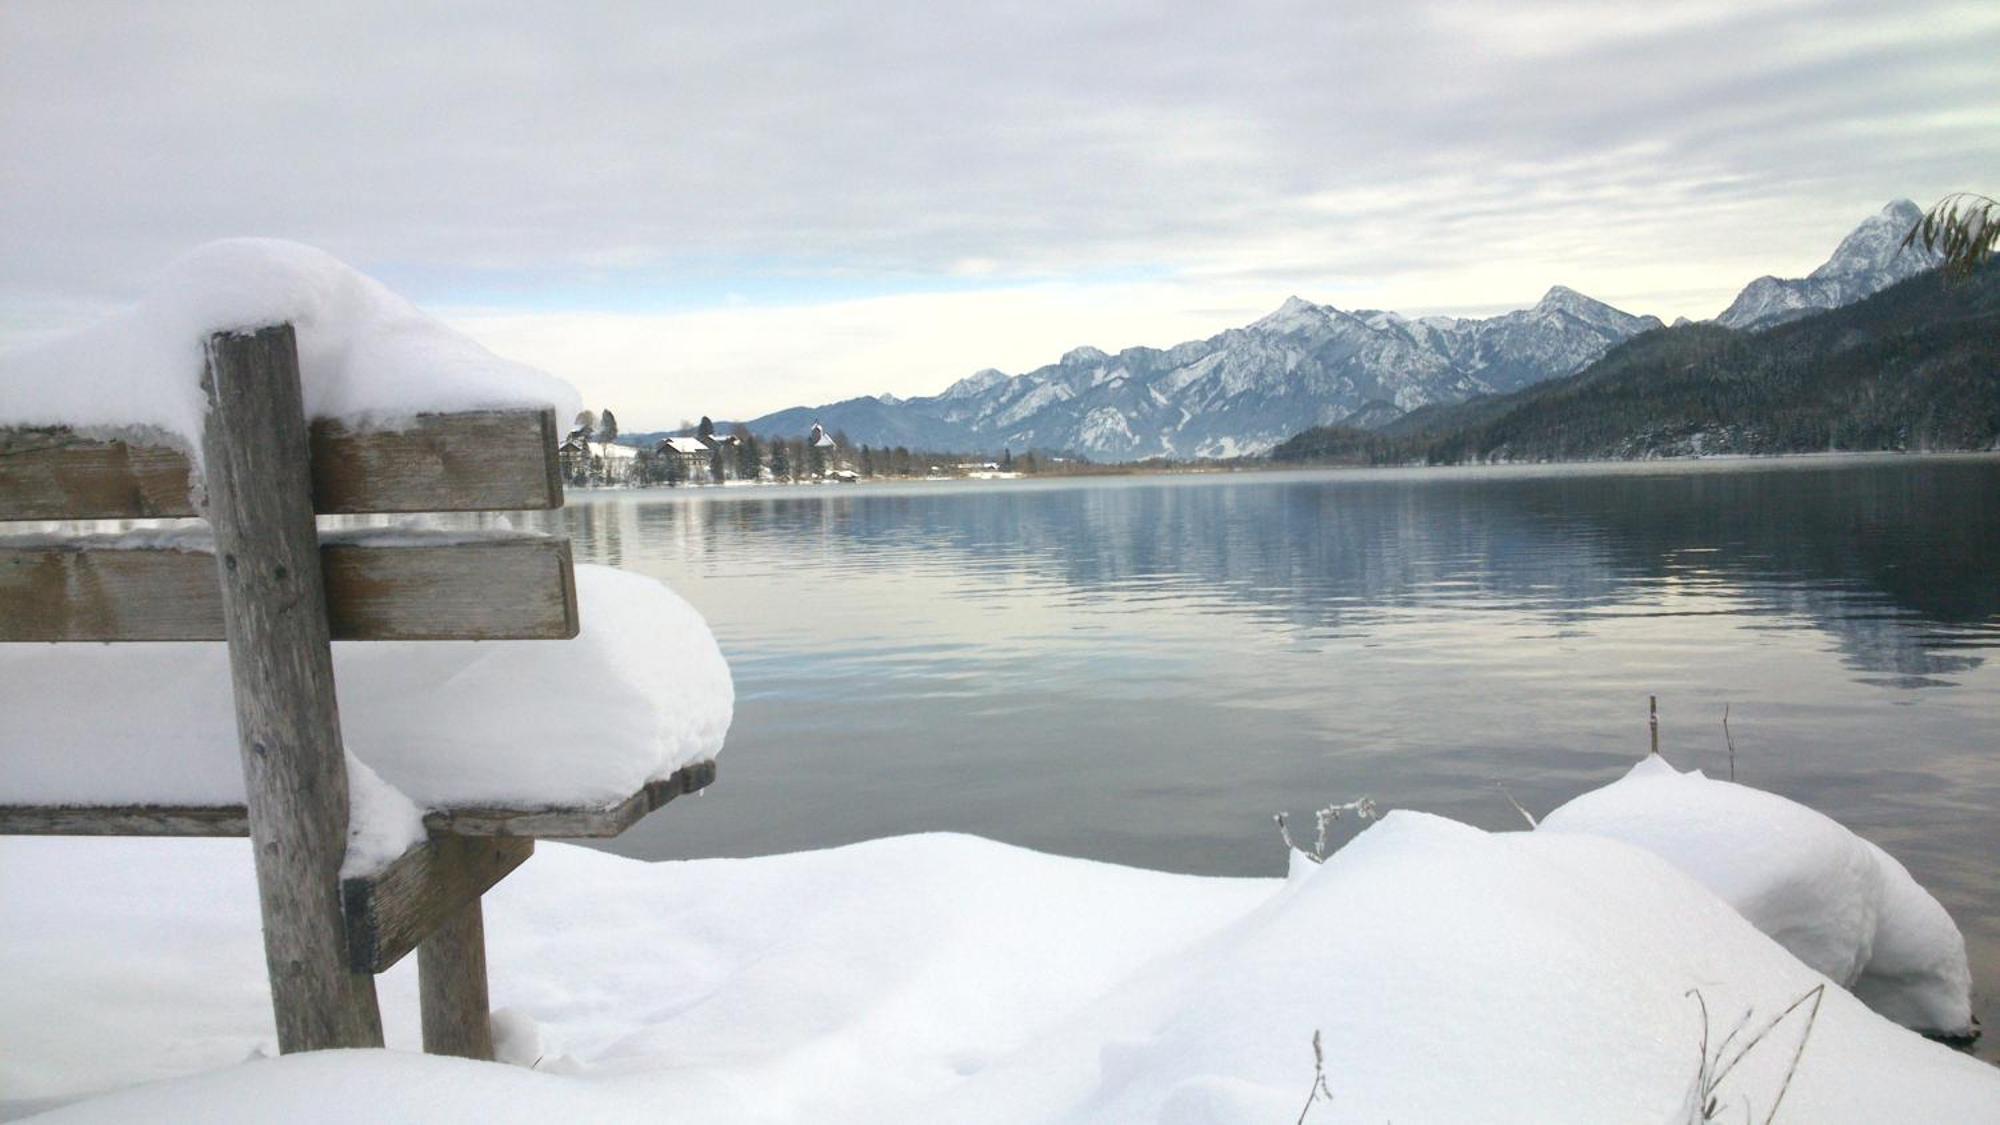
<box><xmin>3</xmin><ymin>0</ymin><xmax>1995</xmax><ymax>424</ymax></box>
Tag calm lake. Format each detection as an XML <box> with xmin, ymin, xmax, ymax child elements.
<box><xmin>535</xmin><ymin>455</ymin><xmax>2000</xmax><ymax>1057</ymax></box>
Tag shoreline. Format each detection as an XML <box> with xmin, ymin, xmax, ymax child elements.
<box><xmin>569</xmin><ymin>446</ymin><xmax>2000</xmax><ymax>496</ymax></box>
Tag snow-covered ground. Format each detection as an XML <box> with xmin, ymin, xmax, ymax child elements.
<box><xmin>1542</xmin><ymin>756</ymin><xmax>1974</xmax><ymax>1037</ymax></box>
<box><xmin>4</xmin><ymin>776</ymin><xmax>1995</xmax><ymax>1123</ymax></box>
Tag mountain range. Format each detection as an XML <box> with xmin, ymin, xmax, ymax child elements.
<box><xmin>1270</xmin><ymin>260</ymin><xmax>1997</xmax><ymax>464</ymax></box>
<box><xmin>671</xmin><ymin>201</ymin><xmax>1942</xmax><ymax>461</ymax></box>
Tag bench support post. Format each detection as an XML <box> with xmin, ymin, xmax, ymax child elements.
<box><xmin>418</xmin><ymin>896</ymin><xmax>497</xmax><ymax>1060</ymax></box>
<box><xmin>203</xmin><ymin>325</ymin><xmax>384</xmax><ymax>1052</ymax></box>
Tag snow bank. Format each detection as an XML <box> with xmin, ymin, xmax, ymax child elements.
<box><xmin>0</xmin><ymin>564</ymin><xmax>732</xmax><ymax>813</ymax></box>
<box><xmin>0</xmin><ymin>238</ymin><xmax>579</xmax><ymax>456</ymax></box>
<box><xmin>1539</xmin><ymin>756</ymin><xmax>1974</xmax><ymax>1037</ymax></box>
<box><xmin>6</xmin><ymin>826</ymin><xmax>1996</xmax><ymax>1123</ymax></box>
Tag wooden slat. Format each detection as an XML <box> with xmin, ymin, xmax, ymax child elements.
<box><xmin>309</xmin><ymin>410</ymin><xmax>563</xmax><ymax>514</ymax></box>
<box><xmin>0</xmin><ymin>409</ymin><xmax>562</xmax><ymax>521</ymax></box>
<box><xmin>0</xmin><ymin>761</ymin><xmax>719</xmax><ymax>838</ymax></box>
<box><xmin>343</xmin><ymin>835</ymin><xmax>533</xmax><ymax>974</ymax></box>
<box><xmin>320</xmin><ymin>537</ymin><xmax>579</xmax><ymax>642</ymax></box>
<box><xmin>423</xmin><ymin>759</ymin><xmax>720</xmax><ymax>838</ymax></box>
<box><xmin>0</xmin><ymin>428</ymin><xmax>197</xmax><ymax>519</ymax></box>
<box><xmin>0</xmin><ymin>536</ymin><xmax>578</xmax><ymax>641</ymax></box>
<box><xmin>0</xmin><ymin>804</ymin><xmax>249</xmax><ymax>836</ymax></box>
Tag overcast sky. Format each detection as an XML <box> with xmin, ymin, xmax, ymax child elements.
<box><xmin>4</xmin><ymin>1</ymin><xmax>1995</xmax><ymax>427</ymax></box>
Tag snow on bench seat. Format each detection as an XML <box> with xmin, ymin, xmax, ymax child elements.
<box><xmin>0</xmin><ymin>564</ymin><xmax>732</xmax><ymax>821</ymax></box>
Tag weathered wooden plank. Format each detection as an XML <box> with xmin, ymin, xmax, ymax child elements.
<box><xmin>419</xmin><ymin>896</ymin><xmax>498</xmax><ymax>1060</ymax></box>
<box><xmin>321</xmin><ymin>537</ymin><xmax>578</xmax><ymax>641</ymax></box>
<box><xmin>202</xmin><ymin>324</ymin><xmax>384</xmax><ymax>1052</ymax></box>
<box><xmin>0</xmin><ymin>428</ymin><xmax>198</xmax><ymax>519</ymax></box>
<box><xmin>343</xmin><ymin>835</ymin><xmax>533</xmax><ymax>974</ymax></box>
<box><xmin>0</xmin><ymin>761</ymin><xmax>717</xmax><ymax>838</ymax></box>
<box><xmin>309</xmin><ymin>410</ymin><xmax>563</xmax><ymax>514</ymax></box>
<box><xmin>421</xmin><ymin>759</ymin><xmax>720</xmax><ymax>838</ymax></box>
<box><xmin>0</xmin><ymin>804</ymin><xmax>249</xmax><ymax>836</ymax></box>
<box><xmin>0</xmin><ymin>536</ymin><xmax>578</xmax><ymax>642</ymax></box>
<box><xmin>0</xmin><ymin>539</ymin><xmax>221</xmax><ymax>641</ymax></box>
<box><xmin>0</xmin><ymin>409</ymin><xmax>562</xmax><ymax>521</ymax></box>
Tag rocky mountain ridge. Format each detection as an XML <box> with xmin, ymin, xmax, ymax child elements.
<box><xmin>1714</xmin><ymin>199</ymin><xmax>1940</xmax><ymax>329</ymax></box>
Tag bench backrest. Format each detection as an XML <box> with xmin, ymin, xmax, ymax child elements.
<box><xmin>0</xmin><ymin>322</ymin><xmax>576</xmax><ymax>1055</ymax></box>
<box><xmin>1</xmin><ymin>359</ymin><xmax>575</xmax><ymax>643</ymax></box>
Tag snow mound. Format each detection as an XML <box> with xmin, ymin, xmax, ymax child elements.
<box><xmin>0</xmin><ymin>238</ymin><xmax>579</xmax><ymax>455</ymax></box>
<box><xmin>0</xmin><ymin>564</ymin><xmax>732</xmax><ymax>813</ymax></box>
<box><xmin>7</xmin><ymin>825</ymin><xmax>1997</xmax><ymax>1123</ymax></box>
<box><xmin>940</xmin><ymin>814</ymin><xmax>1997</xmax><ymax>1123</ymax></box>
<box><xmin>1539</xmin><ymin>755</ymin><xmax>1974</xmax><ymax>1037</ymax></box>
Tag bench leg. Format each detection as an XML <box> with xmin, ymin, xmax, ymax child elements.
<box><xmin>418</xmin><ymin>894</ymin><xmax>496</xmax><ymax>1060</ymax></box>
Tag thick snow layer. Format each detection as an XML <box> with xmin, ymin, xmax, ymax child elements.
<box><xmin>0</xmin><ymin>565</ymin><xmax>731</xmax><ymax>813</ymax></box>
<box><xmin>0</xmin><ymin>239</ymin><xmax>579</xmax><ymax>455</ymax></box>
<box><xmin>5</xmin><ymin>825</ymin><xmax>1996</xmax><ymax>1123</ymax></box>
<box><xmin>1540</xmin><ymin>756</ymin><xmax>1975</xmax><ymax>1036</ymax></box>
<box><xmin>340</xmin><ymin>753</ymin><xmax>427</xmax><ymax>878</ymax></box>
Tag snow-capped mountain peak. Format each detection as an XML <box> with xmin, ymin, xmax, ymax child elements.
<box><xmin>1535</xmin><ymin>284</ymin><xmax>1597</xmax><ymax>313</ymax></box>
<box><xmin>940</xmin><ymin>368</ymin><xmax>1009</xmax><ymax>399</ymax></box>
<box><xmin>1809</xmin><ymin>198</ymin><xmax>1924</xmax><ymax>280</ymax></box>
<box><xmin>1251</xmin><ymin>295</ymin><xmax>1330</xmax><ymax>333</ymax></box>
<box><xmin>1716</xmin><ymin>200</ymin><xmax>1939</xmax><ymax>329</ymax></box>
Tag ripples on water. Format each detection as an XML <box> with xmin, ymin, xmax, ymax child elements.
<box><xmin>505</xmin><ymin>455</ymin><xmax>1998</xmax><ymax>1057</ymax></box>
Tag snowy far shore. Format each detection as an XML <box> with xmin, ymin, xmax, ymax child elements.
<box><xmin>4</xmin><ymin>760</ymin><xmax>1995</xmax><ymax>1124</ymax></box>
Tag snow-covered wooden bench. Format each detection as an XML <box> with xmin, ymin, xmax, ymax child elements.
<box><xmin>0</xmin><ymin>324</ymin><xmax>718</xmax><ymax>1060</ymax></box>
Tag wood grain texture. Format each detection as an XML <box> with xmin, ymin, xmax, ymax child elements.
<box><xmin>0</xmin><ymin>409</ymin><xmax>562</xmax><ymax>521</ymax></box>
<box><xmin>418</xmin><ymin>897</ymin><xmax>497</xmax><ymax>1060</ymax></box>
<box><xmin>0</xmin><ymin>804</ymin><xmax>249</xmax><ymax>835</ymax></box>
<box><xmin>0</xmin><ymin>761</ymin><xmax>718</xmax><ymax>838</ymax></box>
<box><xmin>202</xmin><ymin>325</ymin><xmax>385</xmax><ymax>1052</ymax></box>
<box><xmin>0</xmin><ymin>536</ymin><xmax>578</xmax><ymax>641</ymax></box>
<box><xmin>308</xmin><ymin>410</ymin><xmax>563</xmax><ymax>514</ymax></box>
<box><xmin>0</xmin><ymin>428</ymin><xmax>198</xmax><ymax>519</ymax></box>
<box><xmin>0</xmin><ymin>541</ymin><xmax>222</xmax><ymax>641</ymax></box>
<box><xmin>343</xmin><ymin>835</ymin><xmax>533</xmax><ymax>974</ymax></box>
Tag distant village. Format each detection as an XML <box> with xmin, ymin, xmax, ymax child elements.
<box><xmin>556</xmin><ymin>409</ymin><xmax>1047</xmax><ymax>488</ymax></box>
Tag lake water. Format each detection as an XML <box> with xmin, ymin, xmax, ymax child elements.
<box><xmin>532</xmin><ymin>455</ymin><xmax>2000</xmax><ymax>1057</ymax></box>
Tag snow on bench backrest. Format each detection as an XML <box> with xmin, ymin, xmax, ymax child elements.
<box><xmin>1</xmin><ymin>238</ymin><xmax>584</xmax><ymax>645</ymax></box>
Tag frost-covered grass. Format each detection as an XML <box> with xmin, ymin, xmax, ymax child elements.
<box><xmin>5</xmin><ymin>797</ymin><xmax>1996</xmax><ymax>1123</ymax></box>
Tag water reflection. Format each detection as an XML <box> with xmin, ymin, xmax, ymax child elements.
<box><xmin>538</xmin><ymin>457</ymin><xmax>1999</xmax><ymax>687</ymax></box>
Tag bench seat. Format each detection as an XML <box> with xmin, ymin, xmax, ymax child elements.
<box><xmin>0</xmin><ymin>759</ymin><xmax>716</xmax><ymax>838</ymax></box>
